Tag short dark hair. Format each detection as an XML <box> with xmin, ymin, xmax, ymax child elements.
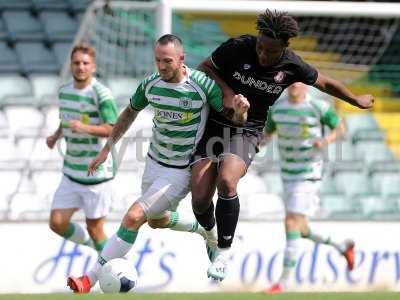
<box><xmin>70</xmin><ymin>42</ymin><xmax>96</xmax><ymax>60</ymax></box>
<box><xmin>157</xmin><ymin>34</ymin><xmax>183</xmax><ymax>47</ymax></box>
<box><xmin>256</xmin><ymin>9</ymin><xmax>299</xmax><ymax>46</ymax></box>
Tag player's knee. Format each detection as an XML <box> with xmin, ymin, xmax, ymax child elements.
<box><xmin>285</xmin><ymin>215</ymin><xmax>301</xmax><ymax>231</ymax></box>
<box><xmin>124</xmin><ymin>209</ymin><xmax>146</xmax><ymax>228</ymax></box>
<box><xmin>49</xmin><ymin>219</ymin><xmax>68</xmax><ymax>236</ymax></box>
<box><xmin>217</xmin><ymin>175</ymin><xmax>237</xmax><ymax>196</ymax></box>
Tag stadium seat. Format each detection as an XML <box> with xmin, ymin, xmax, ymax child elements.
<box><xmin>352</xmin><ymin>128</ymin><xmax>385</xmax><ymax>144</ymax></box>
<box><xmin>0</xmin><ymin>0</ymin><xmax>32</xmax><ymax>10</ymax></box>
<box><xmin>39</xmin><ymin>11</ymin><xmax>79</xmax><ymax>42</ymax></box>
<box><xmin>261</xmin><ymin>171</ymin><xmax>284</xmax><ymax>196</ymax></box>
<box><xmin>29</xmin><ymin>74</ymin><xmax>60</xmax><ymax>107</ymax></box>
<box><xmin>354</xmin><ymin>141</ymin><xmax>395</xmax><ymax>163</ymax></box>
<box><xmin>0</xmin><ymin>18</ymin><xmax>7</xmax><ymax>41</ymax></box>
<box><xmin>0</xmin><ymin>75</ymin><xmax>34</xmax><ymax>107</ymax></box>
<box><xmin>15</xmin><ymin>42</ymin><xmax>59</xmax><ymax>75</ymax></box>
<box><xmin>354</xmin><ymin>192</ymin><xmax>400</xmax><ymax>220</ymax></box>
<box><xmin>107</xmin><ymin>77</ymin><xmax>139</xmax><ymax>108</ymax></box>
<box><xmin>334</xmin><ymin>172</ymin><xmax>371</xmax><ymax>197</ymax></box>
<box><xmin>0</xmin><ymin>42</ymin><xmax>20</xmax><ymax>73</ymax></box>
<box><xmin>320</xmin><ymin>192</ymin><xmax>361</xmax><ymax>219</ymax></box>
<box><xmin>371</xmin><ymin>172</ymin><xmax>400</xmax><ymax>196</ymax></box>
<box><xmin>344</xmin><ymin>113</ymin><xmax>379</xmax><ymax>137</ymax></box>
<box><xmin>52</xmin><ymin>42</ymin><xmax>72</xmax><ymax>68</ymax></box>
<box><xmin>68</xmin><ymin>0</ymin><xmax>93</xmax><ymax>13</ymax></box>
<box><xmin>0</xmin><ymin>169</ymin><xmax>22</xmax><ymax>211</ymax></box>
<box><xmin>32</xmin><ymin>0</ymin><xmax>70</xmax><ymax>11</ymax></box>
<box><xmin>3</xmin><ymin>11</ymin><xmax>45</xmax><ymax>42</ymax></box>
<box><xmin>327</xmin><ymin>139</ymin><xmax>355</xmax><ymax>162</ymax></box>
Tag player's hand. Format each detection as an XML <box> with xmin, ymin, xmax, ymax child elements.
<box><xmin>87</xmin><ymin>148</ymin><xmax>109</xmax><ymax>176</ymax></box>
<box><xmin>46</xmin><ymin>134</ymin><xmax>58</xmax><ymax>149</ymax></box>
<box><xmin>355</xmin><ymin>95</ymin><xmax>374</xmax><ymax>109</ymax></box>
<box><xmin>69</xmin><ymin>120</ymin><xmax>86</xmax><ymax>133</ymax></box>
<box><xmin>313</xmin><ymin>138</ymin><xmax>328</xmax><ymax>149</ymax></box>
<box><xmin>232</xmin><ymin>94</ymin><xmax>250</xmax><ymax>114</ymax></box>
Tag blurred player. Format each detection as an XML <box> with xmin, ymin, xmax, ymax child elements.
<box><xmin>46</xmin><ymin>43</ymin><xmax>118</xmax><ymax>253</ymax></box>
<box><xmin>262</xmin><ymin>82</ymin><xmax>354</xmax><ymax>293</ymax></box>
<box><xmin>67</xmin><ymin>34</ymin><xmax>249</xmax><ymax>293</ymax></box>
<box><xmin>192</xmin><ymin>9</ymin><xmax>374</xmax><ymax>281</ymax></box>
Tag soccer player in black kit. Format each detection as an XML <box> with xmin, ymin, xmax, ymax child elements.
<box><xmin>190</xmin><ymin>9</ymin><xmax>374</xmax><ymax>281</ymax></box>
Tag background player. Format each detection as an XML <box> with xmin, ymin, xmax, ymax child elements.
<box><xmin>262</xmin><ymin>82</ymin><xmax>353</xmax><ymax>293</ymax></box>
<box><xmin>46</xmin><ymin>43</ymin><xmax>118</xmax><ymax>253</ymax></box>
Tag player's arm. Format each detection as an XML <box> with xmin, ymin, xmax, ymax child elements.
<box><xmin>68</xmin><ymin>120</ymin><xmax>113</xmax><ymax>137</ymax></box>
<box><xmin>220</xmin><ymin>94</ymin><xmax>249</xmax><ymax>125</ymax></box>
<box><xmin>46</xmin><ymin>122</ymin><xmax>63</xmax><ymax>149</ymax></box>
<box><xmin>199</xmin><ymin>58</ymin><xmax>236</xmax><ymax>109</ymax></box>
<box><xmin>260</xmin><ymin>108</ymin><xmax>276</xmax><ymax>146</ymax></box>
<box><xmin>313</xmin><ymin>119</ymin><xmax>346</xmax><ymax>149</ymax></box>
<box><xmin>313</xmin><ymin>72</ymin><xmax>374</xmax><ymax>109</ymax></box>
<box><xmin>88</xmin><ymin>105</ymin><xmax>139</xmax><ymax>175</ymax></box>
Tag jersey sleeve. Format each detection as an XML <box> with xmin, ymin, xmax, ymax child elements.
<box><xmin>95</xmin><ymin>84</ymin><xmax>118</xmax><ymax>124</ymax></box>
<box><xmin>264</xmin><ymin>107</ymin><xmax>276</xmax><ymax>133</ymax></box>
<box><xmin>321</xmin><ymin>105</ymin><xmax>340</xmax><ymax>129</ymax></box>
<box><xmin>130</xmin><ymin>81</ymin><xmax>149</xmax><ymax>111</ymax></box>
<box><xmin>206</xmin><ymin>79</ymin><xmax>224</xmax><ymax>112</ymax></box>
<box><xmin>294</xmin><ymin>55</ymin><xmax>319</xmax><ymax>85</ymax></box>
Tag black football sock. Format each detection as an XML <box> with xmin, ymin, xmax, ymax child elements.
<box><xmin>215</xmin><ymin>194</ymin><xmax>240</xmax><ymax>248</ymax></box>
<box><xmin>193</xmin><ymin>201</ymin><xmax>215</xmax><ymax>231</ymax></box>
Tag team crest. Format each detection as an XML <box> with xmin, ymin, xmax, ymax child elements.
<box><xmin>243</xmin><ymin>64</ymin><xmax>251</xmax><ymax>70</ymax></box>
<box><xmin>179</xmin><ymin>98</ymin><xmax>192</xmax><ymax>109</ymax></box>
<box><xmin>274</xmin><ymin>71</ymin><xmax>285</xmax><ymax>83</ymax></box>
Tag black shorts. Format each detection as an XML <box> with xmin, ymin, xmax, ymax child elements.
<box><xmin>191</xmin><ymin>119</ymin><xmax>262</xmax><ymax>168</ymax></box>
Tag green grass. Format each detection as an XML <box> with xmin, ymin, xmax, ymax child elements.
<box><xmin>1</xmin><ymin>293</ymin><xmax>399</xmax><ymax>300</ymax></box>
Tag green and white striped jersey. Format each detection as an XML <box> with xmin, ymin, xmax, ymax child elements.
<box><xmin>265</xmin><ymin>95</ymin><xmax>340</xmax><ymax>181</ymax></box>
<box><xmin>130</xmin><ymin>67</ymin><xmax>223</xmax><ymax>167</ymax></box>
<box><xmin>59</xmin><ymin>78</ymin><xmax>118</xmax><ymax>184</ymax></box>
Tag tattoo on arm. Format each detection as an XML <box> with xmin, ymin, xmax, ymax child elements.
<box><xmin>106</xmin><ymin>105</ymin><xmax>139</xmax><ymax>149</ymax></box>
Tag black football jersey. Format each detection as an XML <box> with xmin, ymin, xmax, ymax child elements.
<box><xmin>209</xmin><ymin>34</ymin><xmax>318</xmax><ymax>131</ymax></box>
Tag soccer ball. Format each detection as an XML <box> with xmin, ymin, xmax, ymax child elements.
<box><xmin>98</xmin><ymin>258</ymin><xmax>138</xmax><ymax>293</ymax></box>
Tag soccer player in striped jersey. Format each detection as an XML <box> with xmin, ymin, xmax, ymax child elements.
<box><xmin>46</xmin><ymin>43</ymin><xmax>118</xmax><ymax>253</ymax></box>
<box><xmin>67</xmin><ymin>34</ymin><xmax>249</xmax><ymax>293</ymax></box>
<box><xmin>262</xmin><ymin>82</ymin><xmax>353</xmax><ymax>293</ymax></box>
<box><xmin>191</xmin><ymin>9</ymin><xmax>373</xmax><ymax>282</ymax></box>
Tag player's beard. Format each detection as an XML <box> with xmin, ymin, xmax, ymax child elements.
<box><xmin>161</xmin><ymin>67</ymin><xmax>180</xmax><ymax>83</ymax></box>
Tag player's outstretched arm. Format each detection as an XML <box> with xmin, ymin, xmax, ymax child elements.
<box><xmin>87</xmin><ymin>105</ymin><xmax>139</xmax><ymax>176</ymax></box>
<box><xmin>313</xmin><ymin>72</ymin><xmax>374</xmax><ymax>109</ymax></box>
<box><xmin>46</xmin><ymin>122</ymin><xmax>63</xmax><ymax>149</ymax></box>
<box><xmin>199</xmin><ymin>58</ymin><xmax>236</xmax><ymax>109</ymax></box>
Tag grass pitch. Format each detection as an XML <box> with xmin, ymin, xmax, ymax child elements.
<box><xmin>1</xmin><ymin>293</ymin><xmax>399</xmax><ymax>300</ymax></box>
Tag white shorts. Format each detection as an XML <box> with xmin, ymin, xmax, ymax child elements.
<box><xmin>138</xmin><ymin>156</ymin><xmax>191</xmax><ymax>218</ymax></box>
<box><xmin>283</xmin><ymin>180</ymin><xmax>321</xmax><ymax>217</ymax></box>
<box><xmin>51</xmin><ymin>175</ymin><xmax>113</xmax><ymax>219</ymax></box>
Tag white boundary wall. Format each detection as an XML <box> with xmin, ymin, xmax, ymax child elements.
<box><xmin>1</xmin><ymin>221</ymin><xmax>400</xmax><ymax>293</ymax></box>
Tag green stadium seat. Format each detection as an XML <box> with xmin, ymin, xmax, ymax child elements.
<box><xmin>320</xmin><ymin>192</ymin><xmax>362</xmax><ymax>220</ymax></box>
<box><xmin>0</xmin><ymin>75</ymin><xmax>33</xmax><ymax>107</ymax></box>
<box><xmin>0</xmin><ymin>0</ymin><xmax>32</xmax><ymax>10</ymax></box>
<box><xmin>354</xmin><ymin>192</ymin><xmax>400</xmax><ymax>220</ymax></box>
<box><xmin>371</xmin><ymin>172</ymin><xmax>400</xmax><ymax>196</ymax></box>
<box><xmin>344</xmin><ymin>114</ymin><xmax>379</xmax><ymax>137</ymax></box>
<box><xmin>261</xmin><ymin>170</ymin><xmax>283</xmax><ymax>196</ymax></box>
<box><xmin>29</xmin><ymin>74</ymin><xmax>60</xmax><ymax>107</ymax></box>
<box><xmin>0</xmin><ymin>18</ymin><xmax>7</xmax><ymax>41</ymax></box>
<box><xmin>0</xmin><ymin>42</ymin><xmax>20</xmax><ymax>73</ymax></box>
<box><xmin>15</xmin><ymin>42</ymin><xmax>59</xmax><ymax>75</ymax></box>
<box><xmin>352</xmin><ymin>128</ymin><xmax>385</xmax><ymax>144</ymax></box>
<box><xmin>52</xmin><ymin>42</ymin><xmax>72</xmax><ymax>68</ymax></box>
<box><xmin>354</xmin><ymin>141</ymin><xmax>395</xmax><ymax>163</ymax></box>
<box><xmin>32</xmin><ymin>0</ymin><xmax>70</xmax><ymax>11</ymax></box>
<box><xmin>332</xmin><ymin>161</ymin><xmax>370</xmax><ymax>196</ymax></box>
<box><xmin>108</xmin><ymin>77</ymin><xmax>140</xmax><ymax>109</ymax></box>
<box><xmin>3</xmin><ymin>11</ymin><xmax>45</xmax><ymax>42</ymax></box>
<box><xmin>68</xmin><ymin>0</ymin><xmax>93</xmax><ymax>13</ymax></box>
<box><xmin>39</xmin><ymin>11</ymin><xmax>78</xmax><ymax>42</ymax></box>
